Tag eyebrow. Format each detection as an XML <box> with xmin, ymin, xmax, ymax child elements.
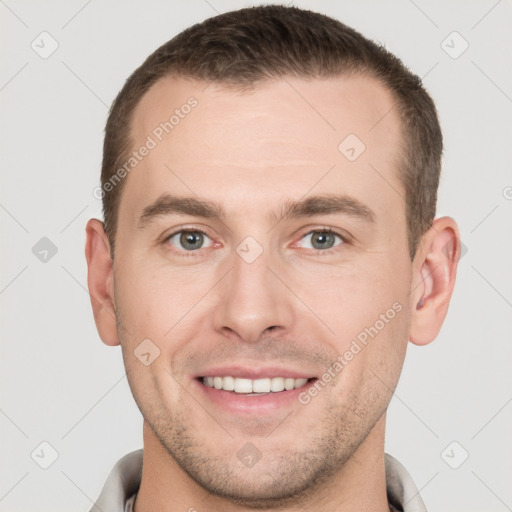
<box><xmin>137</xmin><ymin>193</ymin><xmax>375</xmax><ymax>228</ymax></box>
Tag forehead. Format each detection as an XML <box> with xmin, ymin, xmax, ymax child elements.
<box><xmin>131</xmin><ymin>73</ymin><xmax>402</xmax><ymax>156</ymax></box>
<box><xmin>121</xmin><ymin>73</ymin><xmax>404</xmax><ymax>226</ymax></box>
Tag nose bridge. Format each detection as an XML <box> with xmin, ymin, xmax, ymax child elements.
<box><xmin>212</xmin><ymin>236</ymin><xmax>294</xmax><ymax>342</ymax></box>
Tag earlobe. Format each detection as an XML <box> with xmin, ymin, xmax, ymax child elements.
<box><xmin>409</xmin><ymin>217</ymin><xmax>460</xmax><ymax>346</ymax></box>
<box><xmin>85</xmin><ymin>219</ymin><xmax>120</xmax><ymax>346</ymax></box>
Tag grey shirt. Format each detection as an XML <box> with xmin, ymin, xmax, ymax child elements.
<box><xmin>90</xmin><ymin>450</ymin><xmax>427</xmax><ymax>512</ymax></box>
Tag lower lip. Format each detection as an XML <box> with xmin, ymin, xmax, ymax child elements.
<box><xmin>193</xmin><ymin>378</ymin><xmax>316</xmax><ymax>415</ymax></box>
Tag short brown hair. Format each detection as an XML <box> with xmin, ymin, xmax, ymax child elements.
<box><xmin>101</xmin><ymin>4</ymin><xmax>442</xmax><ymax>259</ymax></box>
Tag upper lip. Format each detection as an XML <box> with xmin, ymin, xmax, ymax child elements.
<box><xmin>196</xmin><ymin>366</ymin><xmax>315</xmax><ymax>380</ymax></box>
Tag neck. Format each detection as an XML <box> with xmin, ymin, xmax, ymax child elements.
<box><xmin>134</xmin><ymin>415</ymin><xmax>390</xmax><ymax>512</ymax></box>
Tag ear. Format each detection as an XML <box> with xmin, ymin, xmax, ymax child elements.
<box><xmin>409</xmin><ymin>216</ymin><xmax>460</xmax><ymax>346</ymax></box>
<box><xmin>85</xmin><ymin>219</ymin><xmax>119</xmax><ymax>346</ymax></box>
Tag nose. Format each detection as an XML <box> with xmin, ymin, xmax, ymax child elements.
<box><xmin>212</xmin><ymin>242</ymin><xmax>295</xmax><ymax>344</ymax></box>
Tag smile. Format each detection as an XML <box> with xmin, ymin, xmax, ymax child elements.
<box><xmin>202</xmin><ymin>376</ymin><xmax>309</xmax><ymax>394</ymax></box>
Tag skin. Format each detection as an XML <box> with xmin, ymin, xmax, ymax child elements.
<box><xmin>86</xmin><ymin>75</ymin><xmax>459</xmax><ymax>512</ymax></box>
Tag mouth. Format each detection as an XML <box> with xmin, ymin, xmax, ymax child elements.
<box><xmin>200</xmin><ymin>376</ymin><xmax>311</xmax><ymax>395</ymax></box>
<box><xmin>193</xmin><ymin>370</ymin><xmax>317</xmax><ymax>414</ymax></box>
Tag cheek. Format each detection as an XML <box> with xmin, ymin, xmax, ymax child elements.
<box><xmin>292</xmin><ymin>257</ymin><xmax>409</xmax><ymax>340</ymax></box>
<box><xmin>294</xmin><ymin>257</ymin><xmax>412</xmax><ymax>398</ymax></box>
<box><xmin>117</xmin><ymin>269</ymin><xmax>188</xmax><ymax>418</ymax></box>
<box><xmin>338</xmin><ymin>298</ymin><xmax>411</xmax><ymax>400</ymax></box>
<box><xmin>115</xmin><ymin>260</ymin><xmax>208</xmax><ymax>344</ymax></box>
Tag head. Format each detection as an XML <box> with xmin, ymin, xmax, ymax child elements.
<box><xmin>86</xmin><ymin>4</ymin><xmax>459</xmax><ymax>506</ymax></box>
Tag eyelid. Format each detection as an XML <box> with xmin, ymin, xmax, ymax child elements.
<box><xmin>298</xmin><ymin>226</ymin><xmax>350</xmax><ymax>243</ymax></box>
<box><xmin>162</xmin><ymin>224</ymin><xmax>214</xmax><ymax>242</ymax></box>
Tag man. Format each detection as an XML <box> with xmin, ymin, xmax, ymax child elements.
<box><xmin>86</xmin><ymin>4</ymin><xmax>459</xmax><ymax>511</ymax></box>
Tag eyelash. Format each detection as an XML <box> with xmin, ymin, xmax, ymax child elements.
<box><xmin>163</xmin><ymin>227</ymin><xmax>348</xmax><ymax>258</ymax></box>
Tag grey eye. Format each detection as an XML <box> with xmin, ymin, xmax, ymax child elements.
<box><xmin>300</xmin><ymin>230</ymin><xmax>343</xmax><ymax>251</ymax></box>
<box><xmin>168</xmin><ymin>231</ymin><xmax>213</xmax><ymax>251</ymax></box>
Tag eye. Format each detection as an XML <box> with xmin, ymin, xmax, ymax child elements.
<box><xmin>297</xmin><ymin>228</ymin><xmax>345</xmax><ymax>253</ymax></box>
<box><xmin>165</xmin><ymin>229</ymin><xmax>214</xmax><ymax>254</ymax></box>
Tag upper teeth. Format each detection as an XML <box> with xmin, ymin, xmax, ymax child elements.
<box><xmin>203</xmin><ymin>376</ymin><xmax>308</xmax><ymax>393</ymax></box>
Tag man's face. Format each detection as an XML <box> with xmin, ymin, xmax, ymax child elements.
<box><xmin>113</xmin><ymin>75</ymin><xmax>413</xmax><ymax>502</ymax></box>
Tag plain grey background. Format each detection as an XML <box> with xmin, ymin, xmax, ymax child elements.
<box><xmin>1</xmin><ymin>0</ymin><xmax>511</xmax><ymax>510</ymax></box>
